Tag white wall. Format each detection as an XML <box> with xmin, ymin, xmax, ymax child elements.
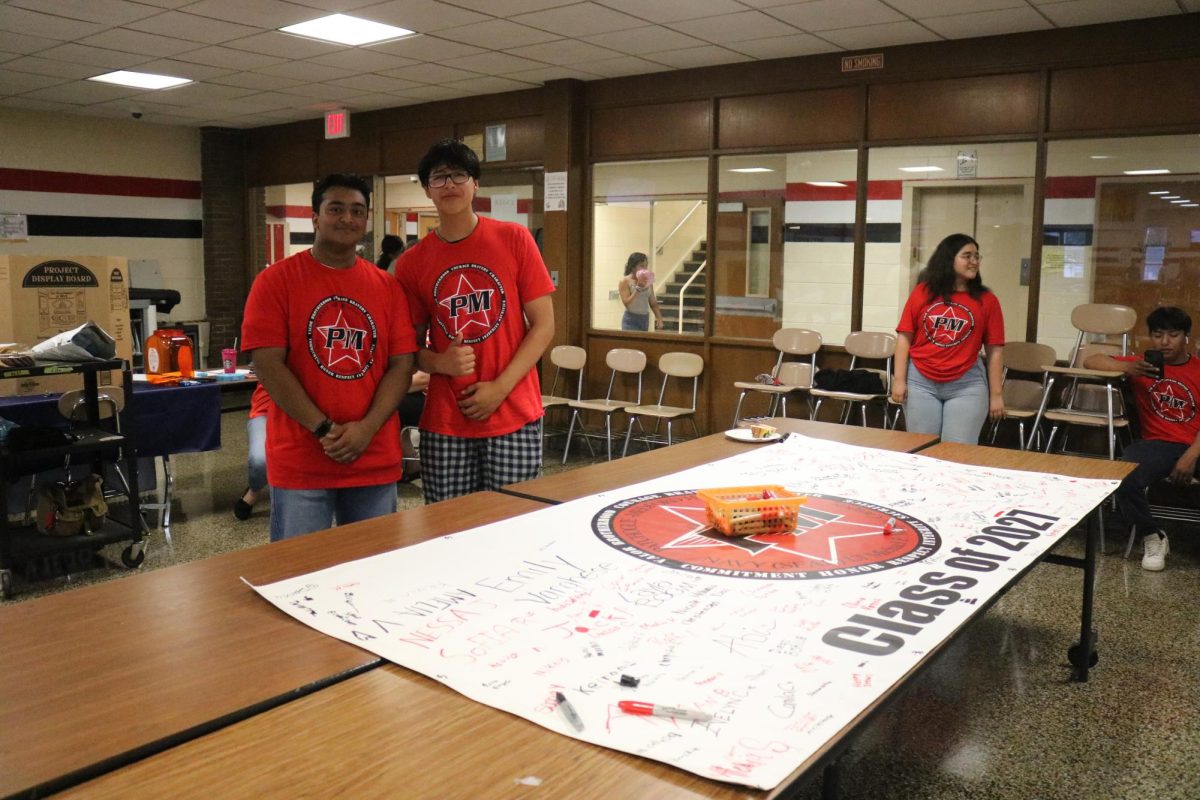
<box><xmin>0</xmin><ymin>108</ymin><xmax>205</xmax><ymax>322</ymax></box>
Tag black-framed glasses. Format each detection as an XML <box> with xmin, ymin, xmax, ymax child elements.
<box><xmin>427</xmin><ymin>170</ymin><xmax>471</xmax><ymax>188</ymax></box>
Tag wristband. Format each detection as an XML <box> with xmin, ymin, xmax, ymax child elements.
<box><xmin>312</xmin><ymin>418</ymin><xmax>333</xmax><ymax>439</ymax></box>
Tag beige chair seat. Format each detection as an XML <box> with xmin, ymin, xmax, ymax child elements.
<box><xmin>543</xmin><ymin>344</ymin><xmax>587</xmax><ymax>447</ymax></box>
<box><xmin>809</xmin><ymin>331</ymin><xmax>895</xmax><ymax>427</ymax></box>
<box><xmin>623</xmin><ymin>352</ymin><xmax>704</xmax><ymax>457</ymax></box>
<box><xmin>569</xmin><ymin>398</ymin><xmax>636</xmax><ymax>413</ymax></box>
<box><xmin>564</xmin><ymin>347</ymin><xmax>647</xmax><ymax>462</ymax></box>
<box><xmin>732</xmin><ymin>328</ymin><xmax>821</xmax><ymax>426</ymax></box>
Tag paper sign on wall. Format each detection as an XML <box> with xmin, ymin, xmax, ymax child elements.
<box><xmin>545</xmin><ymin>172</ymin><xmax>567</xmax><ymax>212</ymax></box>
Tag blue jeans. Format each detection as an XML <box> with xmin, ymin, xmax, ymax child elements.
<box><xmin>246</xmin><ymin>415</ymin><xmax>268</xmax><ymax>493</ymax></box>
<box><xmin>1116</xmin><ymin>439</ymin><xmax>1191</xmax><ymax>533</ymax></box>
<box><xmin>904</xmin><ymin>359</ymin><xmax>989</xmax><ymax>444</ymax></box>
<box><xmin>621</xmin><ymin>310</ymin><xmax>649</xmax><ymax>331</ymax></box>
<box><xmin>269</xmin><ymin>483</ymin><xmax>397</xmax><ymax>542</ymax></box>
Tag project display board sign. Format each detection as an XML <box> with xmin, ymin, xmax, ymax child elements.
<box><xmin>251</xmin><ymin>436</ymin><xmax>1117</xmax><ymax>789</ymax></box>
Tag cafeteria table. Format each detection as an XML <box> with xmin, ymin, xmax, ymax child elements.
<box><xmin>0</xmin><ymin>492</ymin><xmax>544</xmax><ymax>799</ymax></box>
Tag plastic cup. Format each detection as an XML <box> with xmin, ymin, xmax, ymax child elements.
<box><xmin>221</xmin><ymin>347</ymin><xmax>237</xmax><ymax>373</ymax></box>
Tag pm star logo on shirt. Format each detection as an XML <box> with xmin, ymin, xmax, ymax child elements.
<box><xmin>307</xmin><ymin>295</ymin><xmax>377</xmax><ymax>380</ymax></box>
<box><xmin>316</xmin><ymin>308</ymin><xmax>367</xmax><ymax>369</ymax></box>
<box><xmin>432</xmin><ymin>263</ymin><xmax>507</xmax><ymax>344</ymax></box>
<box><xmin>922</xmin><ymin>301</ymin><xmax>975</xmax><ymax>348</ymax></box>
<box><xmin>437</xmin><ymin>272</ymin><xmax>496</xmax><ymax>337</ymax></box>
<box><xmin>1149</xmin><ymin>378</ymin><xmax>1196</xmax><ymax>423</ymax></box>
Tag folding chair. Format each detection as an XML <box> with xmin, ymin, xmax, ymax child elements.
<box><xmin>986</xmin><ymin>341</ymin><xmax>1058</xmax><ymax>450</ymax></box>
<box><xmin>541</xmin><ymin>345</ymin><xmax>586</xmax><ymax>445</ymax></box>
<box><xmin>563</xmin><ymin>348</ymin><xmax>646</xmax><ymax>463</ymax></box>
<box><xmin>622</xmin><ymin>352</ymin><xmax>704</xmax><ymax>456</ymax></box>
<box><xmin>810</xmin><ymin>331</ymin><xmax>895</xmax><ymax>427</ymax></box>
<box><xmin>731</xmin><ymin>328</ymin><xmax>821</xmax><ymax>426</ymax></box>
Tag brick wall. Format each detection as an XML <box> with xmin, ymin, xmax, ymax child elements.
<box><xmin>201</xmin><ymin>127</ymin><xmax>248</xmax><ymax>360</ymax></box>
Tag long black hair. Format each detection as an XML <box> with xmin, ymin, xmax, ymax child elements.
<box><xmin>623</xmin><ymin>252</ymin><xmax>648</xmax><ymax>276</ymax></box>
<box><xmin>920</xmin><ymin>233</ymin><xmax>988</xmax><ymax>302</ymax></box>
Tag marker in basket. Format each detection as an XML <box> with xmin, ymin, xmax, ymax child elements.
<box><xmin>882</xmin><ymin>516</ymin><xmax>897</xmax><ymax>535</ymax></box>
<box><xmin>618</xmin><ymin>700</ymin><xmax>713</xmax><ymax>723</ymax></box>
<box><xmin>555</xmin><ymin>691</ymin><xmax>585</xmax><ymax>732</ymax></box>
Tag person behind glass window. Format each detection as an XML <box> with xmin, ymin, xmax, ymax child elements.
<box><xmin>891</xmin><ymin>233</ymin><xmax>1005</xmax><ymax>444</ymax></box>
<box><xmin>618</xmin><ymin>252</ymin><xmax>663</xmax><ymax>331</ymax></box>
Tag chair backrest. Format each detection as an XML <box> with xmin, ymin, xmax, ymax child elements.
<box><xmin>773</xmin><ymin>328</ymin><xmax>822</xmax><ymax>356</ymax></box>
<box><xmin>606</xmin><ymin>348</ymin><xmax>647</xmax><ymax>374</ymax></box>
<box><xmin>1069</xmin><ymin>303</ymin><xmax>1137</xmax><ymax>362</ymax></box>
<box><xmin>57</xmin><ymin>387</ymin><xmax>124</xmax><ymax>423</ymax></box>
<box><xmin>1003</xmin><ymin>341</ymin><xmax>1057</xmax><ymax>375</ymax></box>
<box><xmin>1003</xmin><ymin>378</ymin><xmax>1046</xmax><ymax>412</ymax></box>
<box><xmin>843</xmin><ymin>331</ymin><xmax>896</xmax><ymax>360</ymax></box>
<box><xmin>658</xmin><ymin>351</ymin><xmax>703</xmax><ymax>378</ymax></box>
<box><xmin>777</xmin><ymin>361</ymin><xmax>813</xmax><ymax>389</ymax></box>
<box><xmin>547</xmin><ymin>345</ymin><xmax>587</xmax><ymax>400</ymax></box>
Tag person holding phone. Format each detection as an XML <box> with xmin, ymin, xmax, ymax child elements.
<box><xmin>1084</xmin><ymin>306</ymin><xmax>1200</xmax><ymax>571</ymax></box>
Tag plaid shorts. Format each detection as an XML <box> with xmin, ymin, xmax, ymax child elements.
<box><xmin>419</xmin><ymin>420</ymin><xmax>542</xmax><ymax>503</ymax></box>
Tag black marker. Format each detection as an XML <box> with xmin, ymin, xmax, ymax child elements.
<box><xmin>555</xmin><ymin>691</ymin><xmax>585</xmax><ymax>732</ymax></box>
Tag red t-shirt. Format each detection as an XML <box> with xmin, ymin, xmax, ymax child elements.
<box><xmin>241</xmin><ymin>250</ymin><xmax>417</xmax><ymax>489</ymax></box>
<box><xmin>1115</xmin><ymin>354</ymin><xmax>1200</xmax><ymax>445</ymax></box>
<box><xmin>249</xmin><ymin>383</ymin><xmax>270</xmax><ymax>419</ymax></box>
<box><xmin>395</xmin><ymin>216</ymin><xmax>555</xmax><ymax>437</ymax></box>
<box><xmin>897</xmin><ymin>286</ymin><xmax>1005</xmax><ymax>382</ymax></box>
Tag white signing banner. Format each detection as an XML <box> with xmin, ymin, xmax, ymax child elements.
<box><xmin>250</xmin><ymin>435</ymin><xmax>1117</xmax><ymax>789</ymax></box>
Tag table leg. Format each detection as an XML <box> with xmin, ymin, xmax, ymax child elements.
<box><xmin>821</xmin><ymin>760</ymin><xmax>840</xmax><ymax>800</ymax></box>
<box><xmin>1071</xmin><ymin>508</ymin><xmax>1100</xmax><ymax>682</ymax></box>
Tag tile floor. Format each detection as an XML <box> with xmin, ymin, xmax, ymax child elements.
<box><xmin>7</xmin><ymin>413</ymin><xmax>1200</xmax><ymax>799</ymax></box>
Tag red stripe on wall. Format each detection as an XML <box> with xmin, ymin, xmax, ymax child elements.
<box><xmin>784</xmin><ymin>181</ymin><xmax>903</xmax><ymax>201</ymax></box>
<box><xmin>1045</xmin><ymin>176</ymin><xmax>1096</xmax><ymax>199</ymax></box>
<box><xmin>0</xmin><ymin>167</ymin><xmax>201</xmax><ymax>199</ymax></box>
<box><xmin>265</xmin><ymin>204</ymin><xmax>312</xmax><ymax>219</ymax></box>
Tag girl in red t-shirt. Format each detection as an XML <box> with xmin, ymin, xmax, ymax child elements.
<box><xmin>892</xmin><ymin>233</ymin><xmax>1005</xmax><ymax>444</ymax></box>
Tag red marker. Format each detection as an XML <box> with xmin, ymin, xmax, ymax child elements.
<box><xmin>882</xmin><ymin>516</ymin><xmax>896</xmax><ymax>535</ymax></box>
<box><xmin>618</xmin><ymin>700</ymin><xmax>713</xmax><ymax>722</ymax></box>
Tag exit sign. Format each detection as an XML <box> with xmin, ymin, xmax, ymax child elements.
<box><xmin>325</xmin><ymin>109</ymin><xmax>350</xmax><ymax>139</ymax></box>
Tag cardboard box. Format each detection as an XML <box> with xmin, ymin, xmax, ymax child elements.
<box><xmin>0</xmin><ymin>255</ymin><xmax>131</xmax><ymax>396</ymax></box>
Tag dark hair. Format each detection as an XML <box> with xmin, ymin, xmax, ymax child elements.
<box><xmin>311</xmin><ymin>173</ymin><xmax>371</xmax><ymax>212</ymax></box>
<box><xmin>380</xmin><ymin>234</ymin><xmax>404</xmax><ymax>256</ymax></box>
<box><xmin>920</xmin><ymin>233</ymin><xmax>987</xmax><ymax>301</ymax></box>
<box><xmin>623</xmin><ymin>252</ymin><xmax>648</xmax><ymax>276</ymax></box>
<box><xmin>417</xmin><ymin>139</ymin><xmax>481</xmax><ymax>186</ymax></box>
<box><xmin>1147</xmin><ymin>306</ymin><xmax>1192</xmax><ymax>334</ymax></box>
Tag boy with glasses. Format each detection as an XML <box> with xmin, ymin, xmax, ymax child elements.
<box><xmin>1085</xmin><ymin>306</ymin><xmax>1200</xmax><ymax>571</ymax></box>
<box><xmin>242</xmin><ymin>173</ymin><xmax>417</xmax><ymax>540</ymax></box>
<box><xmin>395</xmin><ymin>139</ymin><xmax>555</xmax><ymax>502</ymax></box>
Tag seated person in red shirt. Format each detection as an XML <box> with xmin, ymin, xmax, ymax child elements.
<box><xmin>1084</xmin><ymin>306</ymin><xmax>1200</xmax><ymax>572</ymax></box>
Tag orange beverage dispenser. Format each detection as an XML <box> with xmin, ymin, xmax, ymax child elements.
<box><xmin>145</xmin><ymin>328</ymin><xmax>194</xmax><ymax>385</ymax></box>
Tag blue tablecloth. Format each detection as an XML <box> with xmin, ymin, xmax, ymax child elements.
<box><xmin>0</xmin><ymin>381</ymin><xmax>221</xmax><ymax>457</ymax></box>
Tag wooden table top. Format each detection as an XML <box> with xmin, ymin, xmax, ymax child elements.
<box><xmin>62</xmin><ymin>663</ymin><xmax>791</xmax><ymax>800</ymax></box>
<box><xmin>921</xmin><ymin>442</ymin><xmax>1136</xmax><ymax>481</ymax></box>
<box><xmin>0</xmin><ymin>492</ymin><xmax>544</xmax><ymax>799</ymax></box>
<box><xmin>511</xmin><ymin>418</ymin><xmax>938</xmax><ymax>503</ymax></box>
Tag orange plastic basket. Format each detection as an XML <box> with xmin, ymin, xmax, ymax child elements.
<box><xmin>696</xmin><ymin>485</ymin><xmax>808</xmax><ymax>537</ymax></box>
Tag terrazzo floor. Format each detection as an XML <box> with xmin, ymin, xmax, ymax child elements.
<box><xmin>8</xmin><ymin>413</ymin><xmax>1200</xmax><ymax>799</ymax></box>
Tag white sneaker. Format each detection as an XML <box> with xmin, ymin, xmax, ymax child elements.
<box><xmin>1141</xmin><ymin>532</ymin><xmax>1169</xmax><ymax>572</ymax></box>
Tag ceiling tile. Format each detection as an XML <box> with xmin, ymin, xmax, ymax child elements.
<box><xmin>886</xmin><ymin>0</ymin><xmax>1026</xmax><ymax>16</ymax></box>
<box><xmin>342</xmin><ymin>92</ymin><xmax>413</xmax><ymax>109</ymax></box>
<box><xmin>395</xmin><ymin>84</ymin><xmax>476</xmax><ymax>101</ymax></box>
<box><xmin>0</xmin><ymin>52</ymin><xmax>18</xmax><ymax>65</ymax></box>
<box><xmin>0</xmin><ymin>96</ymin><xmax>82</xmax><ymax>113</ymax></box>
<box><xmin>8</xmin><ymin>0</ymin><xmax>161</xmax><ymax>26</ymax></box>
<box><xmin>593</xmin><ymin>0</ymin><xmax>747</xmax><ymax>24</ymax></box>
<box><xmin>437</xmin><ymin>0</ymin><xmax>577</xmax><ymax>14</ymax></box>
<box><xmin>506</xmin><ymin>64</ymin><xmax>605</xmax><ymax>83</ymax></box>
<box><xmin>922</xmin><ymin>7</ymin><xmax>1053</xmax><ymax>38</ymax></box>
<box><xmin>173</xmin><ymin>46</ymin><xmax>288</xmax><ymax>70</ymax></box>
<box><xmin>650</xmin><ymin>45</ymin><xmax>754</xmax><ymax>69</ymax></box>
<box><xmin>0</xmin><ymin>6</ymin><xmax>105</xmax><ymax>40</ymax></box>
<box><xmin>0</xmin><ymin>71</ymin><xmax>70</xmax><ymax>94</ymax></box>
<box><xmin>668</xmin><ymin>11</ymin><xmax>800</xmax><ymax>44</ymax></box>
<box><xmin>353</xmin><ymin>0</ymin><xmax>490</xmax><ymax>32</ymax></box>
<box><xmin>124</xmin><ymin>11</ymin><xmax>264</xmax><ymax>44</ymax></box>
<box><xmin>134</xmin><ymin>81</ymin><xmax>259</xmax><ymax>105</ymax></box>
<box><xmin>36</xmin><ymin>43</ymin><xmax>147</xmax><ymax>69</ymax></box>
<box><xmin>257</xmin><ymin>60</ymin><xmax>359</xmax><ymax>82</ymax></box>
<box><xmin>265</xmin><ymin>82</ymin><xmax>353</xmax><ymax>99</ymax></box>
<box><xmin>435</xmin><ymin>19</ymin><xmax>562</xmax><ymax>49</ymax></box>
<box><xmin>727</xmin><ymin>32</ymin><xmax>841</xmax><ymax>59</ymax></box>
<box><xmin>575</xmin><ymin>55</ymin><xmax>674</xmax><ymax>77</ymax></box>
<box><xmin>505</xmin><ymin>39</ymin><xmax>620</xmax><ymax>65</ymax></box>
<box><xmin>767</xmin><ymin>0</ymin><xmax>908</xmax><ymax>32</ymax></box>
<box><xmin>369</xmin><ymin>34</ymin><xmax>485</xmax><ymax>62</ymax></box>
<box><xmin>512</xmin><ymin>2</ymin><xmax>647</xmax><ymax>37</ymax></box>
<box><xmin>442</xmin><ymin>51</ymin><xmax>550</xmax><ymax>75</ymax></box>
<box><xmin>227</xmin><ymin>90</ymin><xmax>314</xmax><ymax>110</ymax></box>
<box><xmin>180</xmin><ymin>0</ymin><xmax>321</xmax><ymax>28</ymax></box>
<box><xmin>441</xmin><ymin>75</ymin><xmax>540</xmax><ymax>93</ymax></box>
<box><xmin>3</xmin><ymin>57</ymin><xmax>105</xmax><ymax>81</ymax></box>
<box><xmin>0</xmin><ymin>32</ymin><xmax>62</xmax><ymax>55</ymax></box>
<box><xmin>78</xmin><ymin>28</ymin><xmax>202</xmax><ymax>58</ymax></box>
<box><xmin>819</xmin><ymin>20</ymin><xmax>942</xmax><ymax>49</ymax></box>
<box><xmin>21</xmin><ymin>80</ymin><xmax>144</xmax><ymax>105</ymax></box>
<box><xmin>223</xmin><ymin>31</ymin><xmax>345</xmax><ymax>59</ymax></box>
<box><xmin>379</xmin><ymin>62</ymin><xmax>480</xmax><ymax>83</ymax></box>
<box><xmin>1037</xmin><ymin>0</ymin><xmax>1180</xmax><ymax>27</ymax></box>
<box><xmin>336</xmin><ymin>73</ymin><xmax>424</xmax><ymax>93</ymax></box>
<box><xmin>582</xmin><ymin>25</ymin><xmax>707</xmax><ymax>54</ymax></box>
<box><xmin>308</xmin><ymin>48</ymin><xmax>418</xmax><ymax>72</ymax></box>
<box><xmin>132</xmin><ymin>59</ymin><xmax>237</xmax><ymax>81</ymax></box>
<box><xmin>131</xmin><ymin>0</ymin><xmax>196</xmax><ymax>7</ymax></box>
<box><xmin>208</xmin><ymin>71</ymin><xmax>307</xmax><ymax>90</ymax></box>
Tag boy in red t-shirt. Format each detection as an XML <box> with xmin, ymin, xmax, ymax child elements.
<box><xmin>242</xmin><ymin>174</ymin><xmax>417</xmax><ymax>540</ymax></box>
<box><xmin>395</xmin><ymin>140</ymin><xmax>555</xmax><ymax>502</ymax></box>
<box><xmin>1084</xmin><ymin>306</ymin><xmax>1200</xmax><ymax>571</ymax></box>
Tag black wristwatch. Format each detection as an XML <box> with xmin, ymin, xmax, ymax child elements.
<box><xmin>312</xmin><ymin>418</ymin><xmax>333</xmax><ymax>439</ymax></box>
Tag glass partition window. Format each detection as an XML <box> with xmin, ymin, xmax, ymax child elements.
<box><xmin>592</xmin><ymin>158</ymin><xmax>708</xmax><ymax>335</ymax></box>
<box><xmin>717</xmin><ymin>151</ymin><xmax>857</xmax><ymax>341</ymax></box>
<box><xmin>1040</xmin><ymin>134</ymin><xmax>1200</xmax><ymax>359</ymax></box>
<box><xmin>864</xmin><ymin>143</ymin><xmax>1036</xmax><ymax>345</ymax></box>
<box><xmin>263</xmin><ymin>182</ymin><xmax>319</xmax><ymax>266</ymax></box>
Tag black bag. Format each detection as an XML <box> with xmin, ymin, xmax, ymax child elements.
<box><xmin>5</xmin><ymin>426</ymin><xmax>72</xmax><ymax>451</ymax></box>
<box><xmin>813</xmin><ymin>368</ymin><xmax>886</xmax><ymax>394</ymax></box>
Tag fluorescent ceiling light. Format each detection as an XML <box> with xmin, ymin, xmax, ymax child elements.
<box><xmin>1149</xmin><ymin>191</ymin><xmax>1171</xmax><ymax>195</ymax></box>
<box><xmin>806</xmin><ymin>181</ymin><xmax>847</xmax><ymax>187</ymax></box>
<box><xmin>728</xmin><ymin>167</ymin><xmax>774</xmax><ymax>173</ymax></box>
<box><xmin>899</xmin><ymin>166</ymin><xmax>943</xmax><ymax>173</ymax></box>
<box><xmin>280</xmin><ymin>14</ymin><xmax>413</xmax><ymax>45</ymax></box>
<box><xmin>1161</xmin><ymin>195</ymin><xmax>1181</xmax><ymax>200</ymax></box>
<box><xmin>1089</xmin><ymin>155</ymin><xmax>1112</xmax><ymax>159</ymax></box>
<box><xmin>1181</xmin><ymin>203</ymin><xmax>1198</xmax><ymax>208</ymax></box>
<box><xmin>88</xmin><ymin>70</ymin><xmax>191</xmax><ymax>89</ymax></box>
<box><xmin>1170</xmin><ymin>199</ymin><xmax>1190</xmax><ymax>204</ymax></box>
<box><xmin>1124</xmin><ymin>168</ymin><xmax>1171</xmax><ymax>175</ymax></box>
